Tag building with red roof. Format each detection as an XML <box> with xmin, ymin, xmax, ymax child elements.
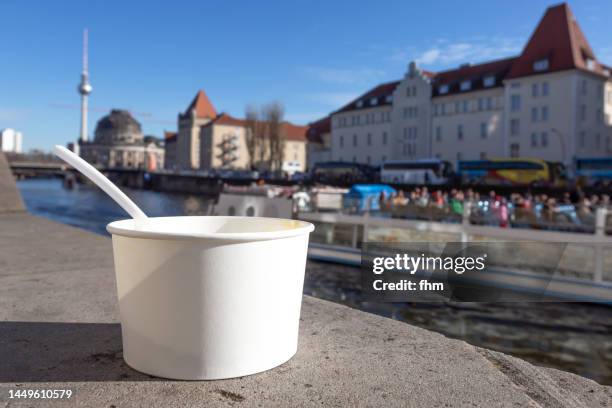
<box><xmin>326</xmin><ymin>3</ymin><xmax>611</xmax><ymax>167</ymax></box>
<box><xmin>175</xmin><ymin>90</ymin><xmax>218</xmax><ymax>169</ymax></box>
<box><xmin>199</xmin><ymin>113</ymin><xmax>309</xmax><ymax>172</ymax></box>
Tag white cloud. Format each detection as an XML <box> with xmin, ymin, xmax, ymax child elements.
<box><xmin>301</xmin><ymin>66</ymin><xmax>386</xmax><ymax>85</ymax></box>
<box><xmin>391</xmin><ymin>36</ymin><xmax>523</xmax><ymax>69</ymax></box>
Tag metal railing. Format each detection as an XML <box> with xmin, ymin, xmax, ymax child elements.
<box><xmin>299</xmin><ymin>208</ymin><xmax>612</xmax><ymax>283</ymax></box>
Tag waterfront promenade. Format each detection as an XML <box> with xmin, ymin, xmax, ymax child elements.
<box><xmin>1</xmin><ymin>158</ymin><xmax>611</xmax><ymax>406</ymax></box>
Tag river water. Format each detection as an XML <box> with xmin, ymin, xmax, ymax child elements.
<box><xmin>16</xmin><ymin>178</ymin><xmax>612</xmax><ymax>385</ymax></box>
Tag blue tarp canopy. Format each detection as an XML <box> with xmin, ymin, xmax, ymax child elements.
<box><xmin>344</xmin><ymin>184</ymin><xmax>397</xmax><ymax>211</ymax></box>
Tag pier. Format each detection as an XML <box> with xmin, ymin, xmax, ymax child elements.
<box><xmin>0</xmin><ymin>152</ymin><xmax>610</xmax><ymax>406</ymax></box>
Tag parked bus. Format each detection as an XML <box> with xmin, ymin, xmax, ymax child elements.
<box><xmin>380</xmin><ymin>159</ymin><xmax>454</xmax><ymax>185</ymax></box>
<box><xmin>458</xmin><ymin>158</ymin><xmax>567</xmax><ymax>186</ymax></box>
<box><xmin>311</xmin><ymin>161</ymin><xmax>378</xmax><ymax>184</ymax></box>
<box><xmin>575</xmin><ymin>157</ymin><xmax>612</xmax><ymax>187</ymax></box>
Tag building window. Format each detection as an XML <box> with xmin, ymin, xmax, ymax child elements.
<box><xmin>382</xmin><ymin>155</ymin><xmax>387</xmax><ymax>162</ymax></box>
<box><xmin>412</xmin><ymin>86</ymin><xmax>417</xmax><ymax>96</ymax></box>
<box><xmin>541</xmin><ymin>132</ymin><xmax>548</xmax><ymax>147</ymax></box>
<box><xmin>403</xmin><ymin>107</ymin><xmax>408</xmax><ymax>118</ymax></box>
<box><xmin>480</xmin><ymin>122</ymin><xmax>487</xmax><ymax>139</ymax></box>
<box><xmin>531</xmin><ymin>107</ymin><xmax>538</xmax><ymax>122</ymax></box>
<box><xmin>533</xmin><ymin>59</ymin><xmax>549</xmax><ymax>71</ymax></box>
<box><xmin>580</xmin><ymin>104</ymin><xmax>586</xmax><ymax>121</ymax></box>
<box><xmin>457</xmin><ymin>152</ymin><xmax>463</xmax><ymax>161</ymax></box>
<box><xmin>532</xmin><ymin>83</ymin><xmax>538</xmax><ymax>97</ymax></box>
<box><xmin>542</xmin><ymin>82</ymin><xmax>549</xmax><ymax>96</ymax></box>
<box><xmin>596</xmin><ymin>133</ymin><xmax>601</xmax><ymax>149</ymax></box>
<box><xmin>478</xmin><ymin>98</ymin><xmax>485</xmax><ymax>111</ymax></box>
<box><xmin>439</xmin><ymin>85</ymin><xmax>449</xmax><ymax>94</ymax></box>
<box><xmin>483</xmin><ymin>76</ymin><xmax>495</xmax><ymax>87</ymax></box>
<box><xmin>462</xmin><ymin>100</ymin><xmax>469</xmax><ymax>113</ymax></box>
<box><xmin>433</xmin><ymin>104</ymin><xmax>438</xmax><ymax>116</ymax></box>
<box><xmin>510</xmin><ymin>118</ymin><xmax>520</xmax><ymax>136</ymax></box>
<box><xmin>510</xmin><ymin>143</ymin><xmax>520</xmax><ymax>157</ymax></box>
<box><xmin>339</xmin><ymin>135</ymin><xmax>344</xmax><ymax>148</ymax></box>
<box><xmin>382</xmin><ymin>132</ymin><xmax>388</xmax><ymax>145</ymax></box>
<box><xmin>587</xmin><ymin>58</ymin><xmax>596</xmax><ymax>71</ymax></box>
<box><xmin>486</xmin><ymin>97</ymin><xmax>493</xmax><ymax>110</ymax></box>
<box><xmin>531</xmin><ymin>133</ymin><xmax>538</xmax><ymax>147</ymax></box>
<box><xmin>454</xmin><ymin>101</ymin><xmax>460</xmax><ymax>114</ymax></box>
<box><xmin>353</xmin><ymin>134</ymin><xmax>358</xmax><ymax>147</ymax></box>
<box><xmin>541</xmin><ymin>106</ymin><xmax>549</xmax><ymax>121</ymax></box>
<box><xmin>511</xmin><ymin>95</ymin><xmax>521</xmax><ymax>112</ymax></box>
<box><xmin>480</xmin><ymin>152</ymin><xmax>487</xmax><ymax>159</ymax></box>
<box><xmin>596</xmin><ymin>108</ymin><xmax>603</xmax><ymax>123</ymax></box>
<box><xmin>440</xmin><ymin>103</ymin><xmax>446</xmax><ymax>115</ymax></box>
<box><xmin>366</xmin><ymin>156</ymin><xmax>371</xmax><ymax>164</ymax></box>
<box><xmin>581</xmin><ymin>80</ymin><xmax>587</xmax><ymax>95</ymax></box>
<box><xmin>435</xmin><ymin>126</ymin><xmax>442</xmax><ymax>142</ymax></box>
<box><xmin>457</xmin><ymin>125</ymin><xmax>464</xmax><ymax>140</ymax></box>
<box><xmin>579</xmin><ymin>131</ymin><xmax>586</xmax><ymax>148</ymax></box>
<box><xmin>460</xmin><ymin>80</ymin><xmax>471</xmax><ymax>91</ymax></box>
<box><xmin>367</xmin><ymin>133</ymin><xmax>372</xmax><ymax>146</ymax></box>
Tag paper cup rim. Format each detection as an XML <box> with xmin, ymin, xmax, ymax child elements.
<box><xmin>106</xmin><ymin>216</ymin><xmax>314</xmax><ymax>241</ymax></box>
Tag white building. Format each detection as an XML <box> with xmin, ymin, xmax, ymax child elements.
<box><xmin>327</xmin><ymin>3</ymin><xmax>612</xmax><ymax>168</ymax></box>
<box><xmin>0</xmin><ymin>129</ymin><xmax>23</xmax><ymax>153</ymax></box>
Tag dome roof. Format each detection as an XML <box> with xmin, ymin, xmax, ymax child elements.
<box><xmin>94</xmin><ymin>109</ymin><xmax>144</xmax><ymax>145</ymax></box>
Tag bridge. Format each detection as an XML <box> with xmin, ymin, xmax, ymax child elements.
<box><xmin>8</xmin><ymin>161</ymin><xmax>66</xmax><ymax>178</ymax></box>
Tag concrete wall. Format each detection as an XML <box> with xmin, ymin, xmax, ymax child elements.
<box><xmin>0</xmin><ymin>152</ymin><xmax>25</xmax><ymax>213</ymax></box>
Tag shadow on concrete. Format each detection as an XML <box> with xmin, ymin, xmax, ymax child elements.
<box><xmin>0</xmin><ymin>321</ymin><xmax>156</xmax><ymax>382</ymax></box>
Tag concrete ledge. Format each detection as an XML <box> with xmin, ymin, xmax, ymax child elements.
<box><xmin>0</xmin><ymin>212</ymin><xmax>610</xmax><ymax>407</ymax></box>
<box><xmin>0</xmin><ymin>153</ymin><xmax>24</xmax><ymax>214</ymax></box>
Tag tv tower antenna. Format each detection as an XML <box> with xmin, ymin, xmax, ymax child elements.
<box><xmin>77</xmin><ymin>28</ymin><xmax>92</xmax><ymax>148</ymax></box>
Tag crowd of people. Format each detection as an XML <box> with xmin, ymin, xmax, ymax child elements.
<box><xmin>379</xmin><ymin>186</ymin><xmax>611</xmax><ymax>229</ymax></box>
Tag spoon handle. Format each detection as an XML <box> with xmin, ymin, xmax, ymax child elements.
<box><xmin>54</xmin><ymin>145</ymin><xmax>148</xmax><ymax>220</ymax></box>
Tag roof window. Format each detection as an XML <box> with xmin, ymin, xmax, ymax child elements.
<box><xmin>533</xmin><ymin>59</ymin><xmax>549</xmax><ymax>72</ymax></box>
<box><xmin>439</xmin><ymin>84</ymin><xmax>449</xmax><ymax>94</ymax></box>
<box><xmin>460</xmin><ymin>80</ymin><xmax>471</xmax><ymax>91</ymax></box>
<box><xmin>370</xmin><ymin>97</ymin><xmax>378</xmax><ymax>106</ymax></box>
<box><xmin>356</xmin><ymin>100</ymin><xmax>363</xmax><ymax>108</ymax></box>
<box><xmin>483</xmin><ymin>76</ymin><xmax>495</xmax><ymax>87</ymax></box>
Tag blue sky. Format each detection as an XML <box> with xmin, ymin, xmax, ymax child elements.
<box><xmin>1</xmin><ymin>0</ymin><xmax>611</xmax><ymax>151</ymax></box>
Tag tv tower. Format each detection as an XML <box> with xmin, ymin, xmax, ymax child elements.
<box><xmin>77</xmin><ymin>29</ymin><xmax>92</xmax><ymax>148</ymax></box>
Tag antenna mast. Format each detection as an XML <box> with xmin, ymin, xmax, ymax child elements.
<box><xmin>83</xmin><ymin>28</ymin><xmax>88</xmax><ymax>74</ymax></box>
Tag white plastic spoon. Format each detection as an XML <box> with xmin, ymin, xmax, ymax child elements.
<box><xmin>53</xmin><ymin>145</ymin><xmax>148</xmax><ymax>220</ymax></box>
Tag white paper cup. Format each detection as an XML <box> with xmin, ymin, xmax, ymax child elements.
<box><xmin>106</xmin><ymin>216</ymin><xmax>314</xmax><ymax>380</ymax></box>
